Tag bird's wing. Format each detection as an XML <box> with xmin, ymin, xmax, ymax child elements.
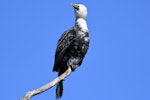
<box><xmin>53</xmin><ymin>28</ymin><xmax>76</xmax><ymax>70</ymax></box>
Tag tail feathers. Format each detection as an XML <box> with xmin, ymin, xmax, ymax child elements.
<box><xmin>56</xmin><ymin>80</ymin><xmax>63</xmax><ymax>99</ymax></box>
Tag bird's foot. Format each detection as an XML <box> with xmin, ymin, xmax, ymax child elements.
<box><xmin>70</xmin><ymin>65</ymin><xmax>78</xmax><ymax>71</ymax></box>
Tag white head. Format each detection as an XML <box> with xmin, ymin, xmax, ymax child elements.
<box><xmin>72</xmin><ymin>3</ymin><xmax>88</xmax><ymax>19</ymax></box>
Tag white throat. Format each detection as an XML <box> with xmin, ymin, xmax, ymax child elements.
<box><xmin>76</xmin><ymin>18</ymin><xmax>88</xmax><ymax>32</ymax></box>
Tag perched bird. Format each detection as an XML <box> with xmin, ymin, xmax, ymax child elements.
<box><xmin>53</xmin><ymin>3</ymin><xmax>90</xmax><ymax>99</ymax></box>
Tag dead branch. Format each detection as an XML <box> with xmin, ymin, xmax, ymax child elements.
<box><xmin>20</xmin><ymin>67</ymin><xmax>72</xmax><ymax>100</ymax></box>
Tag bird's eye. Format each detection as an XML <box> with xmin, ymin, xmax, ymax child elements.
<box><xmin>76</xmin><ymin>6</ymin><xmax>79</xmax><ymax>10</ymax></box>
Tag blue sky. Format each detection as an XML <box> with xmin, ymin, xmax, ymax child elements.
<box><xmin>0</xmin><ymin>0</ymin><xmax>150</xmax><ymax>100</ymax></box>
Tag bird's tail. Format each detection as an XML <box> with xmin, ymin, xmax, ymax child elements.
<box><xmin>56</xmin><ymin>80</ymin><xmax>63</xmax><ymax>99</ymax></box>
<box><xmin>56</xmin><ymin>70</ymin><xmax>64</xmax><ymax>99</ymax></box>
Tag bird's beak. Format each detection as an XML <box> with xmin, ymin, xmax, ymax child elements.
<box><xmin>71</xmin><ymin>3</ymin><xmax>79</xmax><ymax>10</ymax></box>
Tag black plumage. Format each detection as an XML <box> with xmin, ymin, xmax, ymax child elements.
<box><xmin>52</xmin><ymin>3</ymin><xmax>89</xmax><ymax>99</ymax></box>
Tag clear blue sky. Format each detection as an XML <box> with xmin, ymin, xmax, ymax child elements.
<box><xmin>0</xmin><ymin>0</ymin><xmax>150</xmax><ymax>100</ymax></box>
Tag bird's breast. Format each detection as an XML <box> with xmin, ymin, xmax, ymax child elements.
<box><xmin>73</xmin><ymin>33</ymin><xmax>89</xmax><ymax>51</ymax></box>
<box><xmin>76</xmin><ymin>30</ymin><xmax>89</xmax><ymax>42</ymax></box>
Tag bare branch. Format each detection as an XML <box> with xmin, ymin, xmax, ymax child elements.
<box><xmin>20</xmin><ymin>67</ymin><xmax>72</xmax><ymax>100</ymax></box>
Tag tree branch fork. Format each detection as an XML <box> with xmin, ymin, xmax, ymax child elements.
<box><xmin>20</xmin><ymin>67</ymin><xmax>72</xmax><ymax>100</ymax></box>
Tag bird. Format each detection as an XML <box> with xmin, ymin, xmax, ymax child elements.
<box><xmin>53</xmin><ymin>3</ymin><xmax>89</xmax><ymax>99</ymax></box>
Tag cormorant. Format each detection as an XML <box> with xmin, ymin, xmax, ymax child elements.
<box><xmin>53</xmin><ymin>3</ymin><xmax>89</xmax><ymax>99</ymax></box>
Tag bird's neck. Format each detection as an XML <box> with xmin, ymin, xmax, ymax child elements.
<box><xmin>75</xmin><ymin>18</ymin><xmax>88</xmax><ymax>32</ymax></box>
